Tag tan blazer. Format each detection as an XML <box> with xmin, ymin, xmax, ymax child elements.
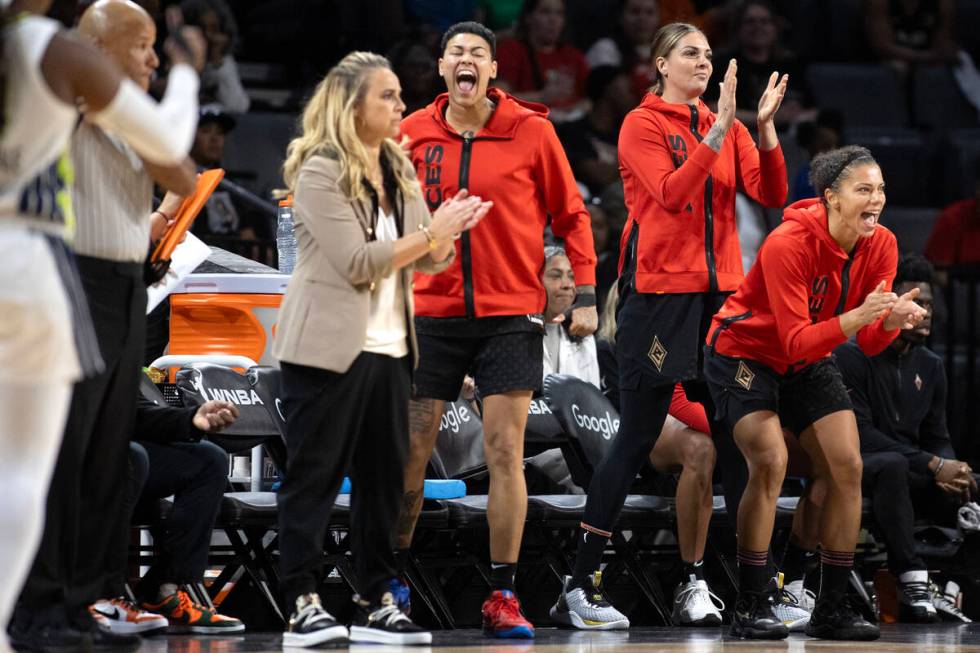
<box><xmin>272</xmin><ymin>152</ymin><xmax>453</xmax><ymax>373</ymax></box>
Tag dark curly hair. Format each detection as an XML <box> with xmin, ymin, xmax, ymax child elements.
<box><xmin>809</xmin><ymin>145</ymin><xmax>877</xmax><ymax>199</ymax></box>
<box><xmin>894</xmin><ymin>251</ymin><xmax>935</xmax><ymax>288</ymax></box>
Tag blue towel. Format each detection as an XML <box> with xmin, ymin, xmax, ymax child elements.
<box><xmin>337</xmin><ymin>477</ymin><xmax>465</xmax><ymax>499</ymax></box>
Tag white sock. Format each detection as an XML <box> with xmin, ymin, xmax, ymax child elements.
<box><xmin>899</xmin><ymin>570</ymin><xmax>929</xmax><ymax>584</ymax></box>
<box><xmin>0</xmin><ymin>382</ymin><xmax>72</xmax><ymax>632</ymax></box>
<box><xmin>158</xmin><ymin>583</ymin><xmax>179</xmax><ymax>601</ymax></box>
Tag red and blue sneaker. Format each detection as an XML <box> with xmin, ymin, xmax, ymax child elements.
<box><xmin>389</xmin><ymin>577</ymin><xmax>412</xmax><ymax>616</ymax></box>
<box><xmin>481</xmin><ymin>590</ymin><xmax>534</xmax><ymax>639</ymax></box>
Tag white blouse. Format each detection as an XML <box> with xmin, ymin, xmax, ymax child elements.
<box><xmin>363</xmin><ymin>207</ymin><xmax>408</xmax><ymax>358</ymax></box>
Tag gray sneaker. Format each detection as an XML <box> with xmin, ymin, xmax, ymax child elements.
<box><xmin>932</xmin><ymin>581</ymin><xmax>972</xmax><ymax>623</ymax></box>
<box><xmin>550</xmin><ymin>572</ymin><xmax>629</xmax><ymax>630</ymax></box>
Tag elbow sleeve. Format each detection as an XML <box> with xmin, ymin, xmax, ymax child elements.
<box><xmin>92</xmin><ymin>65</ymin><xmax>199</xmax><ymax>165</ymax></box>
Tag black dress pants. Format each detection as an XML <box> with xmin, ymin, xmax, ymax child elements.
<box><xmin>862</xmin><ymin>452</ymin><xmax>926</xmax><ymax>575</ymax></box>
<box><xmin>17</xmin><ymin>256</ymin><xmax>145</xmax><ymax>626</ymax></box>
<box><xmin>129</xmin><ymin>440</ymin><xmax>228</xmax><ymax>598</ymax></box>
<box><xmin>277</xmin><ymin>353</ymin><xmax>409</xmax><ymax>609</ymax></box>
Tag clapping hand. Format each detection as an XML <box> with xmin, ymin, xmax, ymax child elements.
<box><xmin>757</xmin><ymin>71</ymin><xmax>789</xmax><ymax>125</ymax></box>
<box><xmin>884</xmin><ymin>285</ymin><xmax>927</xmax><ymax>331</ymax></box>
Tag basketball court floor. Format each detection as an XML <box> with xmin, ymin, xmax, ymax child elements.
<box><xmin>130</xmin><ymin>623</ymin><xmax>980</xmax><ymax>652</ymax></box>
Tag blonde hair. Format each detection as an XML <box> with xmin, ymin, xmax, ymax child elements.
<box><xmin>282</xmin><ymin>51</ymin><xmax>419</xmax><ymax>201</ymax></box>
<box><xmin>649</xmin><ymin>22</ymin><xmax>703</xmax><ymax>96</ymax></box>
<box><xmin>597</xmin><ymin>280</ymin><xmax>619</xmax><ymax>344</ymax></box>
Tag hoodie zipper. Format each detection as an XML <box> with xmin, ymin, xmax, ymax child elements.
<box><xmin>833</xmin><ymin>256</ymin><xmax>854</xmax><ymax>316</ymax></box>
<box><xmin>689</xmin><ymin>105</ymin><xmax>718</xmax><ymax>293</ymax></box>
<box><xmin>458</xmin><ymin>134</ymin><xmax>476</xmax><ymax>318</ymax></box>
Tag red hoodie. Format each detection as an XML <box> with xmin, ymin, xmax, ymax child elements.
<box><xmin>401</xmin><ymin>88</ymin><xmax>596</xmax><ymax>318</ymax></box>
<box><xmin>709</xmin><ymin>198</ymin><xmax>900</xmax><ymax>374</ymax></box>
<box><xmin>617</xmin><ymin>93</ymin><xmax>787</xmax><ymax>293</ymax></box>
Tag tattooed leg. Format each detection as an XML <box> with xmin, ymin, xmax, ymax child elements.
<box><xmin>396</xmin><ymin>397</ymin><xmax>445</xmax><ymax>549</ymax></box>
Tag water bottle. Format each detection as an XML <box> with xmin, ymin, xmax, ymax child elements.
<box><xmin>276</xmin><ymin>196</ymin><xmax>297</xmax><ymax>274</ymax></box>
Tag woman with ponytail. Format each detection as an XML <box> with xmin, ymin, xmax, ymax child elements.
<box><xmin>273</xmin><ymin>51</ymin><xmax>490</xmax><ymax>648</ymax></box>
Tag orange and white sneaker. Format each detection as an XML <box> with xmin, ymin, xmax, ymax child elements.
<box><xmin>142</xmin><ymin>589</ymin><xmax>245</xmax><ymax>634</ymax></box>
<box><xmin>90</xmin><ymin>597</ymin><xmax>169</xmax><ymax>635</ymax></box>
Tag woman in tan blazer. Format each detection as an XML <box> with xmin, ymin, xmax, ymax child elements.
<box><xmin>273</xmin><ymin>51</ymin><xmax>490</xmax><ymax>648</ymax></box>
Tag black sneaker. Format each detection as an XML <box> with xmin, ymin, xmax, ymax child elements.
<box><xmin>282</xmin><ymin>593</ymin><xmax>348</xmax><ymax>648</ymax></box>
<box><xmin>805</xmin><ymin>593</ymin><xmax>880</xmax><ymax>640</ymax></box>
<box><xmin>729</xmin><ymin>589</ymin><xmax>789</xmax><ymax>640</ymax></box>
<box><xmin>9</xmin><ymin>620</ymin><xmax>89</xmax><ymax>652</ymax></box>
<box><xmin>349</xmin><ymin>592</ymin><xmax>432</xmax><ymax>645</ymax></box>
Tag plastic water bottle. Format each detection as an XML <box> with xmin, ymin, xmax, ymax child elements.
<box><xmin>276</xmin><ymin>196</ymin><xmax>297</xmax><ymax>274</ymax></box>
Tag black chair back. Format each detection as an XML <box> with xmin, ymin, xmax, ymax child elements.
<box><xmin>175</xmin><ymin>363</ymin><xmax>280</xmax><ymax>453</ymax></box>
<box><xmin>430</xmin><ymin>398</ymin><xmax>487</xmax><ymax>480</ymax></box>
<box><xmin>543</xmin><ymin>374</ymin><xmax>620</xmax><ymax>469</ymax></box>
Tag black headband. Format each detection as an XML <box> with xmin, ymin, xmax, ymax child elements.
<box><xmin>829</xmin><ymin>151</ymin><xmax>867</xmax><ymax>188</ymax></box>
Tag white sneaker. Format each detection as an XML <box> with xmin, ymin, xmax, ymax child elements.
<box><xmin>672</xmin><ymin>577</ymin><xmax>724</xmax><ymax>626</ymax></box>
<box><xmin>774</xmin><ymin>577</ymin><xmax>813</xmax><ymax>631</ymax></box>
<box><xmin>898</xmin><ymin>571</ymin><xmax>938</xmax><ymax>623</ymax></box>
<box><xmin>931</xmin><ymin>580</ymin><xmax>972</xmax><ymax>623</ymax></box>
<box><xmin>958</xmin><ymin>502</ymin><xmax>980</xmax><ymax>532</ymax></box>
<box><xmin>89</xmin><ymin>598</ymin><xmax>168</xmax><ymax>635</ymax></box>
<box><xmin>550</xmin><ymin>572</ymin><xmax>629</xmax><ymax>630</ymax></box>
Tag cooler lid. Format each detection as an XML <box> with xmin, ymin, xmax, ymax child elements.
<box><xmin>173</xmin><ymin>273</ymin><xmax>289</xmax><ymax>295</ymax></box>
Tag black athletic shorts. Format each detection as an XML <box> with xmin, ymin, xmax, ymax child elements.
<box><xmin>703</xmin><ymin>348</ymin><xmax>853</xmax><ymax>436</ymax></box>
<box><xmin>615</xmin><ymin>290</ymin><xmax>728</xmax><ymax>392</ymax></box>
<box><xmin>413</xmin><ymin>315</ymin><xmax>544</xmax><ymax>401</ymax></box>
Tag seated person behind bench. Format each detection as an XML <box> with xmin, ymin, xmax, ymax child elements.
<box><xmin>92</xmin><ymin>392</ymin><xmax>245</xmax><ymax>635</ymax></box>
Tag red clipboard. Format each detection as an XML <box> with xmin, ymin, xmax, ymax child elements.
<box><xmin>151</xmin><ymin>168</ymin><xmax>225</xmax><ymax>262</ymax></box>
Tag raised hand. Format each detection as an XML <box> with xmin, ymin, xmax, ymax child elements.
<box><xmin>857</xmin><ymin>280</ymin><xmax>898</xmax><ymax>325</ymax></box>
<box><xmin>884</xmin><ymin>285</ymin><xmax>927</xmax><ymax>331</ymax></box>
<box><xmin>757</xmin><ymin>71</ymin><xmax>789</xmax><ymax>125</ymax></box>
<box><xmin>716</xmin><ymin>59</ymin><xmax>738</xmax><ymax>131</ymax></box>
<box><xmin>705</xmin><ymin>59</ymin><xmax>737</xmax><ymax>152</ymax></box>
<box><xmin>428</xmin><ymin>189</ymin><xmax>491</xmax><ymax>242</ymax></box>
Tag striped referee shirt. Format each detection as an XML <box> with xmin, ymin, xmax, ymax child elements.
<box><xmin>70</xmin><ymin>122</ymin><xmax>154</xmax><ymax>262</ymax></box>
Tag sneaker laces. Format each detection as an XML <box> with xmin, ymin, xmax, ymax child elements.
<box><xmin>676</xmin><ymin>581</ymin><xmax>725</xmax><ymax>612</ymax></box>
<box><xmin>295</xmin><ymin>594</ymin><xmax>332</xmax><ymax>626</ymax></box>
<box><xmin>901</xmin><ymin>581</ymin><xmax>933</xmax><ymax>603</ymax></box>
<box><xmin>583</xmin><ymin>571</ymin><xmax>613</xmax><ymax>608</ymax></box>
<box><xmin>369</xmin><ymin>595</ymin><xmax>412</xmax><ymax>628</ymax></box>
<box><xmin>487</xmin><ymin>592</ymin><xmax>525</xmax><ymax>622</ymax></box>
<box><xmin>740</xmin><ymin>591</ymin><xmax>777</xmax><ymax>620</ymax></box>
<box><xmin>176</xmin><ymin>591</ymin><xmax>214</xmax><ymax>617</ymax></box>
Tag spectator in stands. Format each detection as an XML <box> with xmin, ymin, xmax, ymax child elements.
<box><xmin>704</xmin><ymin>0</ymin><xmax>813</xmax><ymax>129</ymax></box>
<box><xmin>705</xmin><ymin>146</ymin><xmax>925</xmax><ymax>640</ymax></box>
<box><xmin>180</xmin><ymin>0</ymin><xmax>250</xmax><ymax>112</ymax></box>
<box><xmin>590</xmin><ymin>282</ymin><xmax>746</xmax><ymax>628</ymax></box>
<box><xmin>832</xmin><ymin>253</ymin><xmax>974</xmax><ymax>623</ymax></box>
<box><xmin>556</xmin><ymin>65</ymin><xmax>636</xmax><ymax>197</ymax></box>
<box><xmin>94</xmin><ymin>394</ymin><xmax>244</xmax><ymax>633</ymax></box>
<box><xmin>866</xmin><ymin>0</ymin><xmax>958</xmax><ymax>76</ymax></box>
<box><xmin>189</xmin><ymin>104</ymin><xmax>271</xmax><ymax>247</ymax></box>
<box><xmin>554</xmin><ymin>22</ymin><xmax>788</xmax><ymax>633</ymax></box>
<box><xmin>791</xmin><ymin>109</ymin><xmax>844</xmax><ymax>202</ymax></box>
<box><xmin>273</xmin><ymin>51</ymin><xmax>488</xmax><ymax>647</ymax></box>
<box><xmin>495</xmin><ymin>0</ymin><xmax>590</xmax><ymax>121</ymax></box>
<box><xmin>397</xmin><ymin>21</ymin><xmax>597</xmax><ymax>639</ymax></box>
<box><xmin>542</xmin><ymin>246</ymin><xmax>600</xmax><ymax>385</ymax></box>
<box><xmin>476</xmin><ymin>0</ymin><xmax>522</xmax><ymax>31</ymax></box>
<box><xmin>925</xmin><ymin>157</ymin><xmax>980</xmax><ymax>267</ymax></box>
<box><xmin>12</xmin><ymin>1</ymin><xmax>205</xmax><ymax>649</ymax></box>
<box><xmin>389</xmin><ymin>39</ymin><xmax>443</xmax><ymax>115</ymax></box>
<box><xmin>585</xmin><ymin>0</ymin><xmax>659</xmax><ymax>98</ymax></box>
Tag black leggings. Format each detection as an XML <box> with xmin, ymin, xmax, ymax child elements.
<box><xmin>580</xmin><ymin>374</ymin><xmax>673</xmax><ymax>535</ymax></box>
